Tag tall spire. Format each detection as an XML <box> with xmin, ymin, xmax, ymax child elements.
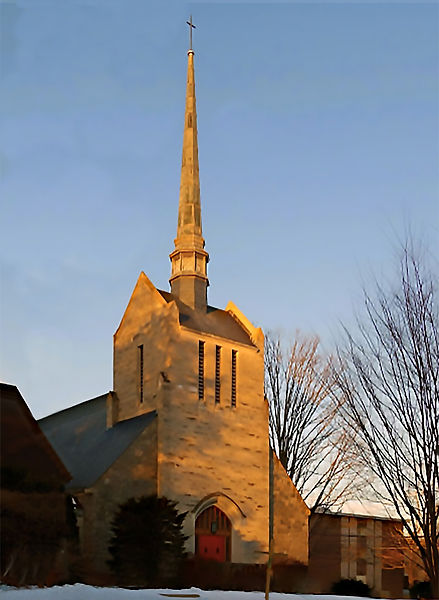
<box><xmin>169</xmin><ymin>25</ymin><xmax>209</xmax><ymax>310</ymax></box>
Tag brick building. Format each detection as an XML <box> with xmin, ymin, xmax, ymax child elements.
<box><xmin>308</xmin><ymin>511</ymin><xmax>405</xmax><ymax>598</ymax></box>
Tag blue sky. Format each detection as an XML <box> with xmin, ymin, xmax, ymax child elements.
<box><xmin>1</xmin><ymin>1</ymin><xmax>438</xmax><ymax>418</ymax></box>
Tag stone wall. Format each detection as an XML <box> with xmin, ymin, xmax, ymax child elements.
<box><xmin>113</xmin><ymin>272</ymin><xmax>178</xmax><ymax>423</ymax></box>
<box><xmin>112</xmin><ymin>271</ymin><xmax>309</xmax><ymax>567</ymax></box>
<box><xmin>78</xmin><ymin>420</ymin><xmax>158</xmax><ymax>576</ymax></box>
<box><xmin>272</xmin><ymin>453</ymin><xmax>309</xmax><ymax>565</ymax></box>
<box><xmin>157</xmin><ymin>326</ymin><xmax>270</xmax><ymax>564</ymax></box>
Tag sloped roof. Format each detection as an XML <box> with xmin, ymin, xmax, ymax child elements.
<box><xmin>325</xmin><ymin>500</ymin><xmax>401</xmax><ymax>521</ymax></box>
<box><xmin>0</xmin><ymin>383</ymin><xmax>71</xmax><ymax>486</ymax></box>
<box><xmin>158</xmin><ymin>290</ymin><xmax>255</xmax><ymax>347</ymax></box>
<box><xmin>38</xmin><ymin>394</ymin><xmax>156</xmax><ymax>491</ymax></box>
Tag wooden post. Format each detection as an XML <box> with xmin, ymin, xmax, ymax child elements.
<box><xmin>265</xmin><ymin>449</ymin><xmax>274</xmax><ymax>600</ymax></box>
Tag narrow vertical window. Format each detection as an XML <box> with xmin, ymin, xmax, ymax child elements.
<box><xmin>215</xmin><ymin>345</ymin><xmax>221</xmax><ymax>404</ymax></box>
<box><xmin>231</xmin><ymin>349</ymin><xmax>237</xmax><ymax>407</ymax></box>
<box><xmin>198</xmin><ymin>341</ymin><xmax>205</xmax><ymax>400</ymax></box>
<box><xmin>138</xmin><ymin>344</ymin><xmax>144</xmax><ymax>403</ymax></box>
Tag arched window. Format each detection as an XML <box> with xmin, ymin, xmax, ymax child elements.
<box><xmin>195</xmin><ymin>506</ymin><xmax>231</xmax><ymax>562</ymax></box>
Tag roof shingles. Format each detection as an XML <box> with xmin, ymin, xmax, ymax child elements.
<box><xmin>158</xmin><ymin>290</ymin><xmax>255</xmax><ymax>347</ymax></box>
<box><xmin>39</xmin><ymin>395</ymin><xmax>156</xmax><ymax>491</ymax></box>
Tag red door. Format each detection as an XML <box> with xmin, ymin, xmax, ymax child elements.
<box><xmin>198</xmin><ymin>534</ymin><xmax>226</xmax><ymax>562</ymax></box>
<box><xmin>195</xmin><ymin>506</ymin><xmax>231</xmax><ymax>561</ymax></box>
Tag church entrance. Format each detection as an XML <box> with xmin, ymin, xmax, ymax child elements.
<box><xmin>195</xmin><ymin>506</ymin><xmax>231</xmax><ymax>562</ymax></box>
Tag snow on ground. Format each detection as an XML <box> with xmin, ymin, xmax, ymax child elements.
<box><xmin>0</xmin><ymin>584</ymin><xmax>402</xmax><ymax>600</ymax></box>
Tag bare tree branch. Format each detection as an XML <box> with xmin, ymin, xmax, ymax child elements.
<box><xmin>335</xmin><ymin>242</ymin><xmax>439</xmax><ymax>596</ymax></box>
<box><xmin>265</xmin><ymin>332</ymin><xmax>358</xmax><ymax>513</ymax></box>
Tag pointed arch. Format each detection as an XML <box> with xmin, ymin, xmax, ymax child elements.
<box><xmin>192</xmin><ymin>492</ymin><xmax>247</xmax><ymax>522</ymax></box>
<box><xmin>191</xmin><ymin>493</ymin><xmax>247</xmax><ymax>562</ymax></box>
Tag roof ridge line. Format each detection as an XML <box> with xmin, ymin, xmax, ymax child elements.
<box><xmin>38</xmin><ymin>393</ymin><xmax>109</xmax><ymax>422</ymax></box>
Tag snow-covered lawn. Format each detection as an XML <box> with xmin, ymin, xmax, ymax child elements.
<box><xmin>0</xmin><ymin>584</ymin><xmax>401</xmax><ymax>600</ymax></box>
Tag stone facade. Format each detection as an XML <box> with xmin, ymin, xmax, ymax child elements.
<box><xmin>109</xmin><ymin>270</ymin><xmax>309</xmax><ymax>565</ymax></box>
<box><xmin>66</xmin><ymin>267</ymin><xmax>309</xmax><ymax>575</ymax></box>
<box><xmin>156</xmin><ymin>330</ymin><xmax>269</xmax><ymax>563</ymax></box>
<box><xmin>112</xmin><ymin>273</ymin><xmax>172</xmax><ymax>423</ymax></box>
<box><xmin>272</xmin><ymin>454</ymin><xmax>309</xmax><ymax>564</ymax></box>
<box><xmin>76</xmin><ymin>421</ymin><xmax>158</xmax><ymax>573</ymax></box>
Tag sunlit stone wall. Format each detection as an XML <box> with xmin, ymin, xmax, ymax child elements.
<box><xmin>77</xmin><ymin>421</ymin><xmax>158</xmax><ymax>574</ymax></box>
<box><xmin>111</xmin><ymin>271</ymin><xmax>309</xmax><ymax>566</ymax></box>
<box><xmin>157</xmin><ymin>327</ymin><xmax>269</xmax><ymax>563</ymax></box>
<box><xmin>272</xmin><ymin>453</ymin><xmax>309</xmax><ymax>565</ymax></box>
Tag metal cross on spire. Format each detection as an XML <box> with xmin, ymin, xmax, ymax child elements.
<box><xmin>186</xmin><ymin>15</ymin><xmax>196</xmax><ymax>51</ymax></box>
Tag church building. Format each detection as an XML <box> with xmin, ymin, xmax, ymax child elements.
<box><xmin>39</xmin><ymin>40</ymin><xmax>309</xmax><ymax>581</ymax></box>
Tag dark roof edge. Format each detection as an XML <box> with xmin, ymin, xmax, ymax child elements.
<box><xmin>179</xmin><ymin>323</ymin><xmax>255</xmax><ymax>347</ymax></box>
<box><xmin>116</xmin><ymin>409</ymin><xmax>158</xmax><ymax>428</ymax></box>
<box><xmin>38</xmin><ymin>392</ymin><xmax>110</xmax><ymax>423</ymax></box>
<box><xmin>157</xmin><ymin>289</ymin><xmax>255</xmax><ymax>347</ymax></box>
<box><xmin>157</xmin><ymin>289</ymin><xmax>220</xmax><ymax>312</ymax></box>
<box><xmin>80</xmin><ymin>409</ymin><xmax>158</xmax><ymax>490</ymax></box>
<box><xmin>1</xmin><ymin>383</ymin><xmax>72</xmax><ymax>483</ymax></box>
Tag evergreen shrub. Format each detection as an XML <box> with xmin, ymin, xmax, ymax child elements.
<box><xmin>410</xmin><ymin>580</ymin><xmax>433</xmax><ymax>599</ymax></box>
<box><xmin>330</xmin><ymin>577</ymin><xmax>372</xmax><ymax>597</ymax></box>
<box><xmin>108</xmin><ymin>495</ymin><xmax>187</xmax><ymax>587</ymax></box>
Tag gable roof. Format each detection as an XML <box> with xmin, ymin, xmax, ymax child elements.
<box><xmin>158</xmin><ymin>290</ymin><xmax>255</xmax><ymax>347</ymax></box>
<box><xmin>38</xmin><ymin>394</ymin><xmax>156</xmax><ymax>491</ymax></box>
<box><xmin>0</xmin><ymin>383</ymin><xmax>71</xmax><ymax>486</ymax></box>
<box><xmin>114</xmin><ymin>271</ymin><xmax>167</xmax><ymax>338</ymax></box>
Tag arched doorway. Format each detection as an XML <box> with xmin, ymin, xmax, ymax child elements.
<box><xmin>195</xmin><ymin>505</ymin><xmax>231</xmax><ymax>562</ymax></box>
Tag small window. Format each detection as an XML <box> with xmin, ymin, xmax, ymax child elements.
<box><xmin>215</xmin><ymin>345</ymin><xmax>221</xmax><ymax>404</ymax></box>
<box><xmin>198</xmin><ymin>341</ymin><xmax>205</xmax><ymax>400</ymax></box>
<box><xmin>357</xmin><ymin>557</ymin><xmax>367</xmax><ymax>576</ymax></box>
<box><xmin>138</xmin><ymin>344</ymin><xmax>144</xmax><ymax>403</ymax></box>
<box><xmin>357</xmin><ymin>535</ymin><xmax>367</xmax><ymax>552</ymax></box>
<box><xmin>231</xmin><ymin>350</ymin><xmax>237</xmax><ymax>407</ymax></box>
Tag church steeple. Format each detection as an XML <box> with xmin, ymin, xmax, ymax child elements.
<box><xmin>169</xmin><ymin>25</ymin><xmax>209</xmax><ymax>310</ymax></box>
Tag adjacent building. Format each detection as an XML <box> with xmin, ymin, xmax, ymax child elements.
<box><xmin>0</xmin><ymin>383</ymin><xmax>72</xmax><ymax>585</ymax></box>
<box><xmin>308</xmin><ymin>511</ymin><xmax>405</xmax><ymax>598</ymax></box>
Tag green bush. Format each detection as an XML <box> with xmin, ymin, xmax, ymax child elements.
<box><xmin>108</xmin><ymin>495</ymin><xmax>187</xmax><ymax>587</ymax></box>
<box><xmin>330</xmin><ymin>577</ymin><xmax>372</xmax><ymax>597</ymax></box>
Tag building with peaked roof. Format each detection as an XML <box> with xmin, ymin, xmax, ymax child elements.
<box><xmin>0</xmin><ymin>383</ymin><xmax>73</xmax><ymax>585</ymax></box>
<box><xmin>38</xmin><ymin>42</ymin><xmax>309</xmax><ymax>583</ymax></box>
<box><xmin>1</xmin><ymin>382</ymin><xmax>71</xmax><ymax>491</ymax></box>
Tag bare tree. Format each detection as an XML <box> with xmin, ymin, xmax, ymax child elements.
<box><xmin>265</xmin><ymin>332</ymin><xmax>357</xmax><ymax>513</ymax></box>
<box><xmin>335</xmin><ymin>243</ymin><xmax>439</xmax><ymax>596</ymax></box>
